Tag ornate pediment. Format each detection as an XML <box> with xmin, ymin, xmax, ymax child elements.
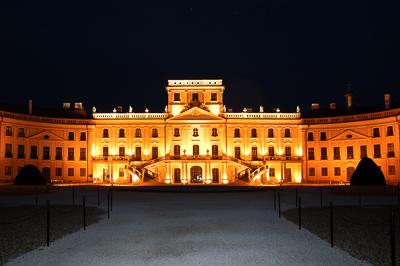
<box><xmin>330</xmin><ymin>129</ymin><xmax>369</xmax><ymax>141</ymax></box>
<box><xmin>167</xmin><ymin>107</ymin><xmax>225</xmax><ymax>121</ymax></box>
<box><xmin>28</xmin><ymin>131</ymin><xmax>65</xmax><ymax>141</ymax></box>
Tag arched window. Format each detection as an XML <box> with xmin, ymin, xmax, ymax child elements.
<box><xmin>190</xmin><ymin>166</ymin><xmax>202</xmax><ymax>183</ymax></box>
<box><xmin>193</xmin><ymin>128</ymin><xmax>199</xmax><ymax>137</ymax></box>
<box><xmin>193</xmin><ymin>145</ymin><xmax>199</xmax><ymax>156</ymax></box>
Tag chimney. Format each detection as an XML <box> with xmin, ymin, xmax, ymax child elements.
<box><xmin>311</xmin><ymin>103</ymin><xmax>320</xmax><ymax>110</ymax></box>
<box><xmin>28</xmin><ymin>99</ymin><xmax>32</xmax><ymax>115</ymax></box>
<box><xmin>384</xmin><ymin>93</ymin><xmax>391</xmax><ymax>109</ymax></box>
<box><xmin>344</xmin><ymin>83</ymin><xmax>353</xmax><ymax>110</ymax></box>
<box><xmin>329</xmin><ymin>102</ymin><xmax>336</xmax><ymax>110</ymax></box>
<box><xmin>63</xmin><ymin>102</ymin><xmax>71</xmax><ymax>109</ymax></box>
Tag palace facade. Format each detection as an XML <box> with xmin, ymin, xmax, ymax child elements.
<box><xmin>0</xmin><ymin>80</ymin><xmax>399</xmax><ymax>185</ymax></box>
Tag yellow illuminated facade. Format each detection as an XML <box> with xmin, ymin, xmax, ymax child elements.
<box><xmin>0</xmin><ymin>80</ymin><xmax>399</xmax><ymax>185</ymax></box>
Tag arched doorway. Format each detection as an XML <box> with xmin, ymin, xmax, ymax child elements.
<box><xmin>42</xmin><ymin>167</ymin><xmax>51</xmax><ymax>183</ymax></box>
<box><xmin>190</xmin><ymin>166</ymin><xmax>203</xmax><ymax>183</ymax></box>
<box><xmin>347</xmin><ymin>167</ymin><xmax>355</xmax><ymax>182</ymax></box>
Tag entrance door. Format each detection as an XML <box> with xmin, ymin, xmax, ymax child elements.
<box><xmin>284</xmin><ymin>168</ymin><xmax>292</xmax><ymax>182</ymax></box>
<box><xmin>212</xmin><ymin>168</ymin><xmax>219</xmax><ymax>183</ymax></box>
<box><xmin>42</xmin><ymin>167</ymin><xmax>50</xmax><ymax>183</ymax></box>
<box><xmin>347</xmin><ymin>167</ymin><xmax>355</xmax><ymax>182</ymax></box>
<box><xmin>174</xmin><ymin>168</ymin><xmax>181</xmax><ymax>183</ymax></box>
<box><xmin>190</xmin><ymin>166</ymin><xmax>203</xmax><ymax>183</ymax></box>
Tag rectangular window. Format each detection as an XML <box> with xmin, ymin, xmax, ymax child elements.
<box><xmin>387</xmin><ymin>126</ymin><xmax>394</xmax><ymax>136</ymax></box>
<box><xmin>152</xmin><ymin>147</ymin><xmax>158</xmax><ymax>159</ymax></box>
<box><xmin>388</xmin><ymin>165</ymin><xmax>395</xmax><ymax>175</ymax></box>
<box><xmin>360</xmin><ymin>145</ymin><xmax>367</xmax><ymax>158</ymax></box>
<box><xmin>251</xmin><ymin>128</ymin><xmax>257</xmax><ymax>138</ymax></box>
<box><xmin>119</xmin><ymin>128</ymin><xmax>125</xmax><ymax>138</ymax></box>
<box><xmin>193</xmin><ymin>145</ymin><xmax>200</xmax><ymax>156</ymax></box>
<box><xmin>234</xmin><ymin>147</ymin><xmax>241</xmax><ymax>159</ymax></box>
<box><xmin>320</xmin><ymin>147</ymin><xmax>327</xmax><ymax>160</ymax></box>
<box><xmin>80</xmin><ymin>148</ymin><xmax>86</xmax><ymax>161</ymax></box>
<box><xmin>211</xmin><ymin>93</ymin><xmax>217</xmax><ymax>101</ymax></box>
<box><xmin>285</xmin><ymin>146</ymin><xmax>291</xmax><ymax>158</ymax></box>
<box><xmin>135</xmin><ymin>128</ymin><xmax>142</xmax><ymax>138</ymax></box>
<box><xmin>119</xmin><ymin>168</ymin><xmax>124</xmax><ymax>177</ymax></box>
<box><xmin>103</xmin><ymin>129</ymin><xmax>109</xmax><ymax>138</ymax></box>
<box><xmin>307</xmin><ymin>132</ymin><xmax>314</xmax><ymax>141</ymax></box>
<box><xmin>5</xmin><ymin>166</ymin><xmax>12</xmax><ymax>176</ymax></box>
<box><xmin>347</xmin><ymin>146</ymin><xmax>354</xmax><ymax>159</ymax></box>
<box><xmin>68</xmin><ymin>147</ymin><xmax>74</xmax><ymax>160</ymax></box>
<box><xmin>268</xmin><ymin>146</ymin><xmax>275</xmax><ymax>157</ymax></box>
<box><xmin>193</xmin><ymin>128</ymin><xmax>199</xmax><ymax>137</ymax></box>
<box><xmin>251</xmin><ymin>147</ymin><xmax>258</xmax><ymax>160</ymax></box>
<box><xmin>136</xmin><ymin>146</ymin><xmax>142</xmax><ymax>160</ymax></box>
<box><xmin>333</xmin><ymin>147</ymin><xmax>340</xmax><ymax>160</ymax></box>
<box><xmin>174</xmin><ymin>128</ymin><xmax>180</xmax><ymax>137</ymax></box>
<box><xmin>174</xmin><ymin>93</ymin><xmax>180</xmax><ymax>101</ymax></box>
<box><xmin>387</xmin><ymin>143</ymin><xmax>395</xmax><ymax>158</ymax></box>
<box><xmin>118</xmin><ymin>146</ymin><xmax>125</xmax><ymax>157</ymax></box>
<box><xmin>212</xmin><ymin>145</ymin><xmax>218</xmax><ymax>158</ymax></box>
<box><xmin>152</xmin><ymin>128</ymin><xmax>158</xmax><ymax>138</ymax></box>
<box><xmin>80</xmin><ymin>132</ymin><xmax>86</xmax><ymax>141</ymax></box>
<box><xmin>56</xmin><ymin>168</ymin><xmax>62</xmax><ymax>177</ymax></box>
<box><xmin>234</xmin><ymin>128</ymin><xmax>240</xmax><ymax>138</ymax></box>
<box><xmin>284</xmin><ymin>128</ymin><xmax>291</xmax><ymax>138</ymax></box>
<box><xmin>68</xmin><ymin>168</ymin><xmax>74</xmax><ymax>176</ymax></box>
<box><xmin>174</xmin><ymin>168</ymin><xmax>181</xmax><ymax>183</ymax></box>
<box><xmin>334</xmin><ymin>167</ymin><xmax>341</xmax><ymax>176</ymax></box>
<box><xmin>5</xmin><ymin>144</ymin><xmax>12</xmax><ymax>158</ymax></box>
<box><xmin>18</xmin><ymin>128</ymin><xmax>25</xmax><ymax>137</ymax></box>
<box><xmin>268</xmin><ymin>128</ymin><xmax>274</xmax><ymax>138</ymax></box>
<box><xmin>320</xmin><ymin>132</ymin><xmax>327</xmax><ymax>141</ymax></box>
<box><xmin>373</xmin><ymin>128</ymin><xmax>380</xmax><ymax>137</ymax></box>
<box><xmin>80</xmin><ymin>168</ymin><xmax>86</xmax><ymax>177</ymax></box>
<box><xmin>321</xmin><ymin>167</ymin><xmax>328</xmax><ymax>176</ymax></box>
<box><xmin>56</xmin><ymin>147</ymin><xmax>62</xmax><ymax>160</ymax></box>
<box><xmin>308</xmin><ymin>148</ymin><xmax>315</xmax><ymax>160</ymax></box>
<box><xmin>68</xmin><ymin>132</ymin><xmax>74</xmax><ymax>140</ymax></box>
<box><xmin>374</xmin><ymin>144</ymin><xmax>381</xmax><ymax>158</ymax></box>
<box><xmin>17</xmin><ymin>145</ymin><xmax>25</xmax><ymax>159</ymax></box>
<box><xmin>192</xmin><ymin>93</ymin><xmax>199</xmax><ymax>101</ymax></box>
<box><xmin>43</xmin><ymin>146</ymin><xmax>50</xmax><ymax>160</ymax></box>
<box><xmin>309</xmin><ymin>168</ymin><xmax>315</xmax><ymax>176</ymax></box>
<box><xmin>5</xmin><ymin>126</ymin><xmax>12</xmax><ymax>136</ymax></box>
<box><xmin>212</xmin><ymin>128</ymin><xmax>218</xmax><ymax>137</ymax></box>
<box><xmin>103</xmin><ymin>146</ymin><xmax>109</xmax><ymax>157</ymax></box>
<box><xmin>30</xmin><ymin>146</ymin><xmax>38</xmax><ymax>159</ymax></box>
<box><xmin>212</xmin><ymin>168</ymin><xmax>219</xmax><ymax>183</ymax></box>
<box><xmin>269</xmin><ymin>168</ymin><xmax>275</xmax><ymax>177</ymax></box>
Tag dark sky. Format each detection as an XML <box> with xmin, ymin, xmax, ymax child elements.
<box><xmin>1</xmin><ymin>1</ymin><xmax>399</xmax><ymax>113</ymax></box>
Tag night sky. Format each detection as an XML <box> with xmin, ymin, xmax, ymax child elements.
<box><xmin>1</xmin><ymin>1</ymin><xmax>399</xmax><ymax>113</ymax></box>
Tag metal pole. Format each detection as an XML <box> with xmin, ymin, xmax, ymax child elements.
<box><xmin>390</xmin><ymin>212</ymin><xmax>396</xmax><ymax>266</ymax></box>
<box><xmin>72</xmin><ymin>187</ymin><xmax>75</xmax><ymax>206</ymax></box>
<box><xmin>97</xmin><ymin>186</ymin><xmax>100</xmax><ymax>207</ymax></box>
<box><xmin>330</xmin><ymin>202</ymin><xmax>333</xmax><ymax>248</ymax></box>
<box><xmin>46</xmin><ymin>200</ymin><xmax>50</xmax><ymax>247</ymax></box>
<box><xmin>83</xmin><ymin>196</ymin><xmax>86</xmax><ymax>230</ymax></box>
<box><xmin>320</xmin><ymin>186</ymin><xmax>323</xmax><ymax>208</ymax></box>
<box><xmin>34</xmin><ymin>185</ymin><xmax>38</xmax><ymax>206</ymax></box>
<box><xmin>295</xmin><ymin>188</ymin><xmax>298</xmax><ymax>207</ymax></box>
<box><xmin>298</xmin><ymin>197</ymin><xmax>302</xmax><ymax>230</ymax></box>
<box><xmin>274</xmin><ymin>189</ymin><xmax>276</xmax><ymax>211</ymax></box>
<box><xmin>107</xmin><ymin>191</ymin><xmax>110</xmax><ymax>219</ymax></box>
<box><xmin>110</xmin><ymin>188</ymin><xmax>113</xmax><ymax>212</ymax></box>
<box><xmin>278</xmin><ymin>190</ymin><xmax>281</xmax><ymax>218</ymax></box>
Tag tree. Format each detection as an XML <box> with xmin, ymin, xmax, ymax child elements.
<box><xmin>14</xmin><ymin>164</ymin><xmax>47</xmax><ymax>185</ymax></box>
<box><xmin>350</xmin><ymin>157</ymin><xmax>386</xmax><ymax>186</ymax></box>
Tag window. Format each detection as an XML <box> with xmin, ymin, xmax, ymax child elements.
<box><xmin>309</xmin><ymin>168</ymin><xmax>315</xmax><ymax>176</ymax></box>
<box><xmin>152</xmin><ymin>128</ymin><xmax>158</xmax><ymax>138</ymax></box>
<box><xmin>347</xmin><ymin>146</ymin><xmax>354</xmax><ymax>159</ymax></box>
<box><xmin>234</xmin><ymin>147</ymin><xmax>241</xmax><ymax>159</ymax></box>
<box><xmin>5</xmin><ymin>126</ymin><xmax>12</xmax><ymax>136</ymax></box>
<box><xmin>68</xmin><ymin>132</ymin><xmax>74</xmax><ymax>140</ymax></box>
<box><xmin>193</xmin><ymin>145</ymin><xmax>200</xmax><ymax>156</ymax></box>
<box><xmin>118</xmin><ymin>168</ymin><xmax>124</xmax><ymax>177</ymax></box>
<box><xmin>251</xmin><ymin>147</ymin><xmax>258</xmax><ymax>160</ymax></box>
<box><xmin>80</xmin><ymin>148</ymin><xmax>86</xmax><ymax>161</ymax></box>
<box><xmin>5</xmin><ymin>166</ymin><xmax>12</xmax><ymax>176</ymax></box>
<box><xmin>374</xmin><ymin>144</ymin><xmax>381</xmax><ymax>158</ymax></box>
<box><xmin>103</xmin><ymin>129</ymin><xmax>109</xmax><ymax>138</ymax></box>
<box><xmin>193</xmin><ymin>128</ymin><xmax>199</xmax><ymax>137</ymax></box>
<box><xmin>80</xmin><ymin>132</ymin><xmax>86</xmax><ymax>141</ymax></box>
<box><xmin>387</xmin><ymin>126</ymin><xmax>394</xmax><ymax>136</ymax></box>
<box><xmin>321</xmin><ymin>167</ymin><xmax>328</xmax><ymax>176</ymax></box>
<box><xmin>211</xmin><ymin>93</ymin><xmax>217</xmax><ymax>101</ymax></box>
<box><xmin>174</xmin><ymin>168</ymin><xmax>181</xmax><ymax>183</ymax></box>
<box><xmin>308</xmin><ymin>148</ymin><xmax>315</xmax><ymax>160</ymax></box>
<box><xmin>388</xmin><ymin>143</ymin><xmax>395</xmax><ymax>158</ymax></box>
<box><xmin>234</xmin><ymin>128</ymin><xmax>240</xmax><ymax>138</ymax></box>
<box><xmin>5</xmin><ymin>144</ymin><xmax>12</xmax><ymax>158</ymax></box>
<box><xmin>119</xmin><ymin>128</ymin><xmax>125</xmax><ymax>138</ymax></box>
<box><xmin>285</xmin><ymin>146</ymin><xmax>291</xmax><ymax>158</ymax></box>
<box><xmin>251</xmin><ymin>128</ymin><xmax>257</xmax><ymax>138</ymax></box>
<box><xmin>152</xmin><ymin>147</ymin><xmax>158</xmax><ymax>159</ymax></box>
<box><xmin>334</xmin><ymin>167</ymin><xmax>341</xmax><ymax>176</ymax></box>
<box><xmin>192</xmin><ymin>93</ymin><xmax>199</xmax><ymax>101</ymax></box>
<box><xmin>174</xmin><ymin>128</ymin><xmax>180</xmax><ymax>137</ymax></box>
<box><xmin>333</xmin><ymin>147</ymin><xmax>340</xmax><ymax>160</ymax></box>
<box><xmin>320</xmin><ymin>147</ymin><xmax>327</xmax><ymax>160</ymax></box>
<box><xmin>173</xmin><ymin>145</ymin><xmax>180</xmax><ymax>159</ymax></box>
<box><xmin>284</xmin><ymin>128</ymin><xmax>291</xmax><ymax>138</ymax></box>
<box><xmin>212</xmin><ymin>145</ymin><xmax>218</xmax><ymax>158</ymax></box>
<box><xmin>56</xmin><ymin>147</ymin><xmax>62</xmax><ymax>160</ymax></box>
<box><xmin>269</xmin><ymin>168</ymin><xmax>275</xmax><ymax>177</ymax></box>
<box><xmin>18</xmin><ymin>128</ymin><xmax>25</xmax><ymax>137</ymax></box>
<box><xmin>30</xmin><ymin>146</ymin><xmax>38</xmax><ymax>159</ymax></box>
<box><xmin>43</xmin><ymin>146</ymin><xmax>50</xmax><ymax>160</ymax></box>
<box><xmin>56</xmin><ymin>168</ymin><xmax>62</xmax><ymax>177</ymax></box>
<box><xmin>373</xmin><ymin>128</ymin><xmax>380</xmax><ymax>137</ymax></box>
<box><xmin>268</xmin><ymin>146</ymin><xmax>275</xmax><ymax>157</ymax></box>
<box><xmin>80</xmin><ymin>168</ymin><xmax>86</xmax><ymax>177</ymax></box>
<box><xmin>174</xmin><ymin>93</ymin><xmax>180</xmax><ymax>101</ymax></box>
<box><xmin>268</xmin><ymin>128</ymin><xmax>274</xmax><ymax>138</ymax></box>
<box><xmin>307</xmin><ymin>132</ymin><xmax>314</xmax><ymax>141</ymax></box>
<box><xmin>17</xmin><ymin>145</ymin><xmax>25</xmax><ymax>159</ymax></box>
<box><xmin>211</xmin><ymin>128</ymin><xmax>218</xmax><ymax>137</ymax></box>
<box><xmin>68</xmin><ymin>168</ymin><xmax>74</xmax><ymax>176</ymax></box>
<box><xmin>135</xmin><ymin>147</ymin><xmax>142</xmax><ymax>160</ymax></box>
<box><xmin>68</xmin><ymin>148</ymin><xmax>74</xmax><ymax>160</ymax></box>
<box><xmin>119</xmin><ymin>146</ymin><xmax>125</xmax><ymax>157</ymax></box>
<box><xmin>360</xmin><ymin>145</ymin><xmax>367</xmax><ymax>158</ymax></box>
<box><xmin>135</xmin><ymin>128</ymin><xmax>142</xmax><ymax>138</ymax></box>
<box><xmin>320</xmin><ymin>132</ymin><xmax>327</xmax><ymax>141</ymax></box>
<box><xmin>212</xmin><ymin>168</ymin><xmax>219</xmax><ymax>183</ymax></box>
<box><xmin>389</xmin><ymin>165</ymin><xmax>396</xmax><ymax>175</ymax></box>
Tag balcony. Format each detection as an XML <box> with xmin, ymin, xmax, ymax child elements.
<box><xmin>92</xmin><ymin>155</ymin><xmax>131</xmax><ymax>161</ymax></box>
<box><xmin>165</xmin><ymin>154</ymin><xmax>223</xmax><ymax>160</ymax></box>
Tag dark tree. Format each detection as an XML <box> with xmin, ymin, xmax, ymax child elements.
<box><xmin>350</xmin><ymin>157</ymin><xmax>386</xmax><ymax>186</ymax></box>
<box><xmin>14</xmin><ymin>164</ymin><xmax>48</xmax><ymax>185</ymax></box>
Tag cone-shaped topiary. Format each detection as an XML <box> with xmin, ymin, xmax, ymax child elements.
<box><xmin>350</xmin><ymin>157</ymin><xmax>386</xmax><ymax>186</ymax></box>
<box><xmin>14</xmin><ymin>164</ymin><xmax>47</xmax><ymax>185</ymax></box>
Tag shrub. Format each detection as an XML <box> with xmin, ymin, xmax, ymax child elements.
<box><xmin>14</xmin><ymin>164</ymin><xmax>47</xmax><ymax>185</ymax></box>
<box><xmin>350</xmin><ymin>157</ymin><xmax>386</xmax><ymax>186</ymax></box>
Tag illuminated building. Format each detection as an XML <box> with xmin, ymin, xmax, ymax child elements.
<box><xmin>0</xmin><ymin>80</ymin><xmax>399</xmax><ymax>184</ymax></box>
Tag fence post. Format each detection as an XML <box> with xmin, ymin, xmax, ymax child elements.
<box><xmin>97</xmin><ymin>186</ymin><xmax>100</xmax><ymax>207</ymax></box>
<box><xmin>107</xmin><ymin>191</ymin><xmax>110</xmax><ymax>219</ymax></box>
<box><xmin>110</xmin><ymin>188</ymin><xmax>113</xmax><ymax>212</ymax></box>
<box><xmin>278</xmin><ymin>190</ymin><xmax>281</xmax><ymax>218</ymax></box>
<box><xmin>83</xmin><ymin>196</ymin><xmax>86</xmax><ymax>230</ymax></box>
<box><xmin>298</xmin><ymin>197</ymin><xmax>302</xmax><ymax>230</ymax></box>
<box><xmin>390</xmin><ymin>212</ymin><xmax>396</xmax><ymax>266</ymax></box>
<box><xmin>320</xmin><ymin>186</ymin><xmax>323</xmax><ymax>208</ymax></box>
<box><xmin>295</xmin><ymin>188</ymin><xmax>298</xmax><ymax>207</ymax></box>
<box><xmin>330</xmin><ymin>202</ymin><xmax>333</xmax><ymax>248</ymax></box>
<box><xmin>274</xmin><ymin>189</ymin><xmax>276</xmax><ymax>211</ymax></box>
<box><xmin>46</xmin><ymin>200</ymin><xmax>50</xmax><ymax>247</ymax></box>
<box><xmin>72</xmin><ymin>187</ymin><xmax>75</xmax><ymax>206</ymax></box>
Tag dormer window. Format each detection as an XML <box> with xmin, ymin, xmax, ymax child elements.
<box><xmin>174</xmin><ymin>93</ymin><xmax>180</xmax><ymax>102</ymax></box>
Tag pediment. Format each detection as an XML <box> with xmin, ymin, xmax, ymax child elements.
<box><xmin>330</xmin><ymin>129</ymin><xmax>369</xmax><ymax>141</ymax></box>
<box><xmin>167</xmin><ymin>107</ymin><xmax>225</xmax><ymax>121</ymax></box>
<box><xmin>28</xmin><ymin>131</ymin><xmax>65</xmax><ymax>141</ymax></box>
